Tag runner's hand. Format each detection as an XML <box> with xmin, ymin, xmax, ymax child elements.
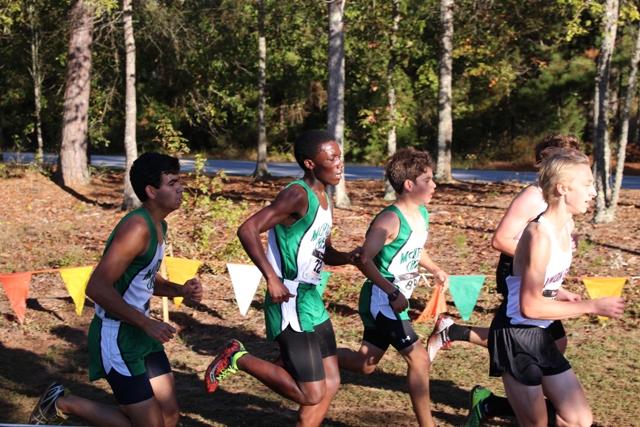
<box><xmin>182</xmin><ymin>278</ymin><xmax>203</xmax><ymax>302</ymax></box>
<box><xmin>433</xmin><ymin>269</ymin><xmax>449</xmax><ymax>290</ymax></box>
<box><xmin>347</xmin><ymin>246</ymin><xmax>363</xmax><ymax>265</ymax></box>
<box><xmin>267</xmin><ymin>277</ymin><xmax>294</xmax><ymax>303</ymax></box>
<box><xmin>593</xmin><ymin>297</ymin><xmax>625</xmax><ymax>318</ymax></box>
<box><xmin>390</xmin><ymin>293</ymin><xmax>408</xmax><ymax>313</ymax></box>
<box><xmin>144</xmin><ymin>318</ymin><xmax>176</xmax><ymax>343</ymax></box>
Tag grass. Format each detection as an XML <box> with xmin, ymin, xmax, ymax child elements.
<box><xmin>0</xmin><ymin>166</ymin><xmax>637</xmax><ymax>426</ymax></box>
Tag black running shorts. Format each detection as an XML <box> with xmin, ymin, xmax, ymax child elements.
<box><xmin>488</xmin><ymin>324</ymin><xmax>571</xmax><ymax>386</ymax></box>
<box><xmin>105</xmin><ymin>350</ymin><xmax>172</xmax><ymax>405</ymax></box>
<box><xmin>362</xmin><ymin>313</ymin><xmax>419</xmax><ymax>352</ymax></box>
<box><xmin>276</xmin><ymin>319</ymin><xmax>337</xmax><ymax>382</ymax></box>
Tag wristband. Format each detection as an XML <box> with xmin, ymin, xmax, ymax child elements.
<box><xmin>388</xmin><ymin>288</ymin><xmax>401</xmax><ymax>302</ymax></box>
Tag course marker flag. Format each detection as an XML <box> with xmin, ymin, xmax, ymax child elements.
<box><xmin>0</xmin><ymin>272</ymin><xmax>31</xmax><ymax>323</ymax></box>
<box><xmin>582</xmin><ymin>277</ymin><xmax>627</xmax><ymax>323</ymax></box>
<box><xmin>165</xmin><ymin>256</ymin><xmax>202</xmax><ymax>307</ymax></box>
<box><xmin>416</xmin><ymin>284</ymin><xmax>447</xmax><ymax>323</ymax></box>
<box><xmin>449</xmin><ymin>275</ymin><xmax>485</xmax><ymax>321</ymax></box>
<box><xmin>316</xmin><ymin>271</ymin><xmax>332</xmax><ymax>297</ymax></box>
<box><xmin>227</xmin><ymin>263</ymin><xmax>263</xmax><ymax>316</ymax></box>
<box><xmin>59</xmin><ymin>266</ymin><xmax>93</xmax><ymax>315</ymax></box>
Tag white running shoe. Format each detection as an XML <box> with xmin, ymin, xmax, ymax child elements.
<box><xmin>427</xmin><ymin>314</ymin><xmax>454</xmax><ymax>363</ymax></box>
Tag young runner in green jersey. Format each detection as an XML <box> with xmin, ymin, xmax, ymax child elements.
<box><xmin>205</xmin><ymin>130</ymin><xmax>357</xmax><ymax>427</ymax></box>
<box><xmin>337</xmin><ymin>148</ymin><xmax>448</xmax><ymax>427</ymax></box>
<box><xmin>29</xmin><ymin>153</ymin><xmax>203</xmax><ymax>427</ymax></box>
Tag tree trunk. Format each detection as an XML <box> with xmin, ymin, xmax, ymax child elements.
<box><xmin>601</xmin><ymin>21</ymin><xmax>640</xmax><ymax>222</ymax></box>
<box><xmin>384</xmin><ymin>0</ymin><xmax>401</xmax><ymax>201</ymax></box>
<box><xmin>59</xmin><ymin>0</ymin><xmax>94</xmax><ymax>188</ymax></box>
<box><xmin>328</xmin><ymin>0</ymin><xmax>350</xmax><ymax>208</ymax></box>
<box><xmin>28</xmin><ymin>4</ymin><xmax>44</xmax><ymax>165</ymax></box>
<box><xmin>593</xmin><ymin>0</ymin><xmax>619</xmax><ymax>223</ymax></box>
<box><xmin>122</xmin><ymin>0</ymin><xmax>140</xmax><ymax>210</ymax></box>
<box><xmin>254</xmin><ymin>0</ymin><xmax>269</xmax><ymax>179</ymax></box>
<box><xmin>436</xmin><ymin>0</ymin><xmax>454</xmax><ymax>183</ymax></box>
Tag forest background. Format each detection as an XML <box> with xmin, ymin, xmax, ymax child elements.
<box><xmin>3</xmin><ymin>0</ymin><xmax>640</xmax><ymax>168</ymax></box>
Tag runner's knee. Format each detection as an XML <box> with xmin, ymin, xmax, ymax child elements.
<box><xmin>556</xmin><ymin>406</ymin><xmax>592</xmax><ymax>427</ymax></box>
<box><xmin>300</xmin><ymin>383</ymin><xmax>326</xmax><ymax>406</ymax></box>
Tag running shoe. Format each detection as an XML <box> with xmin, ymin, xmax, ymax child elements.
<box><xmin>204</xmin><ymin>339</ymin><xmax>247</xmax><ymax>393</ymax></box>
<box><xmin>463</xmin><ymin>385</ymin><xmax>492</xmax><ymax>427</ymax></box>
<box><xmin>28</xmin><ymin>382</ymin><xmax>66</xmax><ymax>425</ymax></box>
<box><xmin>426</xmin><ymin>314</ymin><xmax>454</xmax><ymax>362</ymax></box>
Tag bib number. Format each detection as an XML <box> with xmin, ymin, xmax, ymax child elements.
<box><xmin>302</xmin><ymin>248</ymin><xmax>325</xmax><ymax>283</ymax></box>
<box><xmin>394</xmin><ymin>272</ymin><xmax>420</xmax><ymax>298</ymax></box>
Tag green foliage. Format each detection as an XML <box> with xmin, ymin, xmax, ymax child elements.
<box><xmin>2</xmin><ymin>0</ymin><xmax>640</xmax><ymax>164</ymax></box>
<box><xmin>153</xmin><ymin>118</ymin><xmax>190</xmax><ymax>156</ymax></box>
<box><xmin>453</xmin><ymin>233</ymin><xmax>468</xmax><ymax>254</ymax></box>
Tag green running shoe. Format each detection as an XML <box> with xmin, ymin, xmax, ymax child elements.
<box><xmin>464</xmin><ymin>385</ymin><xmax>492</xmax><ymax>427</ymax></box>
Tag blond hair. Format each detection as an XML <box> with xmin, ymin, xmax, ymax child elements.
<box><xmin>537</xmin><ymin>148</ymin><xmax>590</xmax><ymax>202</ymax></box>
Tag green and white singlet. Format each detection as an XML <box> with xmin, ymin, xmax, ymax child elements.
<box><xmin>264</xmin><ymin>180</ymin><xmax>332</xmax><ymax>340</ymax></box>
<box><xmin>359</xmin><ymin>205</ymin><xmax>429</xmax><ymax>327</ymax></box>
<box><xmin>88</xmin><ymin>208</ymin><xmax>166</xmax><ymax>380</ymax></box>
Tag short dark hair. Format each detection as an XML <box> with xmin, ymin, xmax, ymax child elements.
<box><xmin>534</xmin><ymin>134</ymin><xmax>581</xmax><ymax>166</ymax></box>
<box><xmin>130</xmin><ymin>152</ymin><xmax>180</xmax><ymax>202</ymax></box>
<box><xmin>293</xmin><ymin>129</ymin><xmax>335</xmax><ymax>170</ymax></box>
<box><xmin>385</xmin><ymin>148</ymin><xmax>434</xmax><ymax>194</ymax></box>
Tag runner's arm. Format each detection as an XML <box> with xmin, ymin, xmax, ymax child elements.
<box><xmin>519</xmin><ymin>225</ymin><xmax>623</xmax><ymax>320</ymax></box>
<box><xmin>85</xmin><ymin>217</ymin><xmax>176</xmax><ymax>342</ymax></box>
<box><xmin>237</xmin><ymin>185</ymin><xmax>308</xmax><ymax>302</ymax></box>
<box><xmin>154</xmin><ymin>275</ymin><xmax>203</xmax><ymax>302</ymax></box>
<box><xmin>324</xmin><ymin>237</ymin><xmax>360</xmax><ymax>266</ymax></box>
<box><xmin>352</xmin><ymin>212</ymin><xmax>408</xmax><ymax>312</ymax></box>
<box><xmin>492</xmin><ymin>186</ymin><xmax>546</xmax><ymax>257</ymax></box>
<box><xmin>419</xmin><ymin>252</ymin><xmax>448</xmax><ymax>288</ymax></box>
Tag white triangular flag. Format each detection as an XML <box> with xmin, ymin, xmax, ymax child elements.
<box><xmin>227</xmin><ymin>263</ymin><xmax>263</xmax><ymax>316</ymax></box>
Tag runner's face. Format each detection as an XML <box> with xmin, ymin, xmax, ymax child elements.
<box><xmin>312</xmin><ymin>141</ymin><xmax>343</xmax><ymax>186</ymax></box>
<box><xmin>563</xmin><ymin>164</ymin><xmax>596</xmax><ymax>214</ymax></box>
<box><xmin>411</xmin><ymin>168</ymin><xmax>436</xmax><ymax>204</ymax></box>
<box><xmin>154</xmin><ymin>172</ymin><xmax>183</xmax><ymax>211</ymax></box>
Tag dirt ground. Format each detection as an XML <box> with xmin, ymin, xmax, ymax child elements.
<box><xmin>0</xmin><ymin>165</ymin><xmax>638</xmax><ymax>426</ymax></box>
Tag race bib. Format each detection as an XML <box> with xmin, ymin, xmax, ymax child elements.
<box><xmin>394</xmin><ymin>272</ymin><xmax>420</xmax><ymax>298</ymax></box>
<box><xmin>301</xmin><ymin>248</ymin><xmax>325</xmax><ymax>283</ymax></box>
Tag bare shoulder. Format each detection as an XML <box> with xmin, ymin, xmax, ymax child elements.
<box><xmin>511</xmin><ymin>185</ymin><xmax>545</xmax><ymax>212</ymax></box>
<box><xmin>373</xmin><ymin>209</ymin><xmax>400</xmax><ymax>228</ymax></box>
<box><xmin>521</xmin><ymin>221</ymin><xmax>551</xmax><ymax>249</ymax></box>
<box><xmin>110</xmin><ymin>213</ymin><xmax>151</xmax><ymax>253</ymax></box>
<box><xmin>369</xmin><ymin>209</ymin><xmax>401</xmax><ymax>240</ymax></box>
<box><xmin>272</xmin><ymin>183</ymin><xmax>308</xmax><ymax>214</ymax></box>
<box><xmin>278</xmin><ymin>183</ymin><xmax>308</xmax><ymax>203</ymax></box>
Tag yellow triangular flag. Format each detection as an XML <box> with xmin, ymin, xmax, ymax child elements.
<box><xmin>164</xmin><ymin>256</ymin><xmax>202</xmax><ymax>307</ymax></box>
<box><xmin>582</xmin><ymin>277</ymin><xmax>627</xmax><ymax>323</ymax></box>
<box><xmin>59</xmin><ymin>266</ymin><xmax>93</xmax><ymax>315</ymax></box>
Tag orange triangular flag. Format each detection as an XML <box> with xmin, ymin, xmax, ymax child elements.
<box><xmin>415</xmin><ymin>284</ymin><xmax>447</xmax><ymax>323</ymax></box>
<box><xmin>59</xmin><ymin>266</ymin><xmax>93</xmax><ymax>315</ymax></box>
<box><xmin>0</xmin><ymin>272</ymin><xmax>31</xmax><ymax>324</ymax></box>
<box><xmin>582</xmin><ymin>277</ymin><xmax>627</xmax><ymax>323</ymax></box>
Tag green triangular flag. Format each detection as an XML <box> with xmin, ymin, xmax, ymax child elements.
<box><xmin>449</xmin><ymin>275</ymin><xmax>485</xmax><ymax>321</ymax></box>
<box><xmin>316</xmin><ymin>271</ymin><xmax>332</xmax><ymax>297</ymax></box>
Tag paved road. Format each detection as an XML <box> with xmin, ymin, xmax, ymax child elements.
<box><xmin>3</xmin><ymin>152</ymin><xmax>640</xmax><ymax>189</ymax></box>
